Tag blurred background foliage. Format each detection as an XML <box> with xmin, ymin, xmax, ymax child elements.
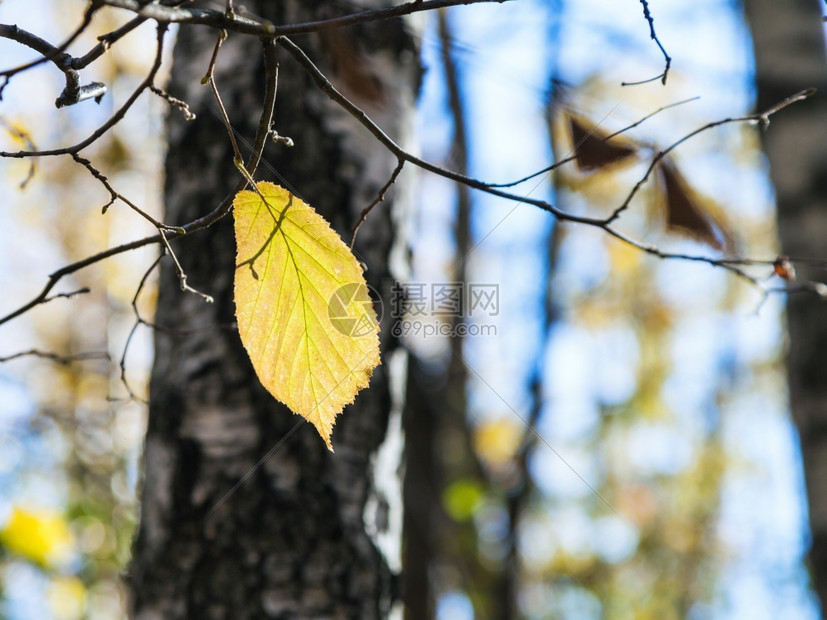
<box><xmin>0</xmin><ymin>0</ymin><xmax>820</xmax><ymax>618</ymax></box>
<box><xmin>0</xmin><ymin>1</ymin><xmax>165</xmax><ymax>617</ymax></box>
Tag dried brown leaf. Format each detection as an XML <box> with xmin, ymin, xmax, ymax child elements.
<box><xmin>568</xmin><ymin>115</ymin><xmax>637</xmax><ymax>171</ymax></box>
<box><xmin>658</xmin><ymin>161</ymin><xmax>731</xmax><ymax>251</ymax></box>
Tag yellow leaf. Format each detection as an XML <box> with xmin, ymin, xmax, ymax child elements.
<box><xmin>233</xmin><ymin>182</ymin><xmax>380</xmax><ymax>450</ymax></box>
<box><xmin>0</xmin><ymin>507</ymin><xmax>74</xmax><ymax>568</ymax></box>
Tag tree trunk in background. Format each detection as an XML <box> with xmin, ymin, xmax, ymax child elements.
<box><xmin>402</xmin><ymin>12</ymin><xmax>507</xmax><ymax>619</ymax></box>
<box><xmin>743</xmin><ymin>0</ymin><xmax>827</xmax><ymax>611</ymax></box>
<box><xmin>128</xmin><ymin>2</ymin><xmax>418</xmax><ymax>617</ymax></box>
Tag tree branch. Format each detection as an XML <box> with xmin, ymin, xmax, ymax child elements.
<box><xmin>0</xmin><ymin>349</ymin><xmax>110</xmax><ymax>365</ymax></box>
<box><xmin>0</xmin><ymin>2</ymin><xmax>99</xmax><ymax>99</ymax></box>
<box><xmin>0</xmin><ymin>24</ymin><xmax>106</xmax><ymax>107</ymax></box>
<box><xmin>280</xmin><ymin>35</ymin><xmax>823</xmax><ymax>290</ymax></box>
<box><xmin>0</xmin><ymin>22</ymin><xmax>168</xmax><ymax>157</ymax></box>
<box><xmin>100</xmin><ymin>0</ymin><xmax>510</xmax><ymax>36</ymax></box>
<box><xmin>0</xmin><ymin>236</ymin><xmax>159</xmax><ymax>328</ymax></box>
<box><xmin>623</xmin><ymin>0</ymin><xmax>672</xmax><ymax>86</ymax></box>
<box><xmin>73</xmin><ymin>16</ymin><xmax>147</xmax><ymax>70</ymax></box>
<box><xmin>604</xmin><ymin>88</ymin><xmax>816</xmax><ymax>225</ymax></box>
<box><xmin>0</xmin><ymin>11</ymin><xmax>820</xmax><ymax>334</ymax></box>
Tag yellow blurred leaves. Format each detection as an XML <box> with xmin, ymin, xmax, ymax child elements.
<box><xmin>474</xmin><ymin>418</ymin><xmax>523</xmax><ymax>466</ymax></box>
<box><xmin>47</xmin><ymin>576</ymin><xmax>87</xmax><ymax>620</ymax></box>
<box><xmin>233</xmin><ymin>182</ymin><xmax>380</xmax><ymax>450</ymax></box>
<box><xmin>607</xmin><ymin>240</ymin><xmax>641</xmax><ymax>277</ymax></box>
<box><xmin>0</xmin><ymin>506</ymin><xmax>74</xmax><ymax>568</ymax></box>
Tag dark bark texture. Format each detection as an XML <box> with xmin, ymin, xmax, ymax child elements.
<box><xmin>744</xmin><ymin>0</ymin><xmax>827</xmax><ymax>611</ymax></box>
<box><xmin>128</xmin><ymin>2</ymin><xmax>418</xmax><ymax>618</ymax></box>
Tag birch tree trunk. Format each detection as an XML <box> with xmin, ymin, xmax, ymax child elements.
<box><xmin>128</xmin><ymin>3</ymin><xmax>418</xmax><ymax>617</ymax></box>
<box><xmin>743</xmin><ymin>0</ymin><xmax>827</xmax><ymax>610</ymax></box>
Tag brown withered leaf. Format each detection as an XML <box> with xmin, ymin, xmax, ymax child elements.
<box><xmin>658</xmin><ymin>161</ymin><xmax>731</xmax><ymax>251</ymax></box>
<box><xmin>569</xmin><ymin>115</ymin><xmax>637</xmax><ymax>171</ymax></box>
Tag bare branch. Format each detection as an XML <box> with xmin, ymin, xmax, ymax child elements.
<box><xmin>73</xmin><ymin>16</ymin><xmax>146</xmax><ymax>70</ymax></box>
<box><xmin>351</xmin><ymin>159</ymin><xmax>405</xmax><ymax>246</ymax></box>
<box><xmin>605</xmin><ymin>96</ymin><xmax>700</xmax><ymax>140</ymax></box>
<box><xmin>118</xmin><ymin>252</ymin><xmax>163</xmax><ymax>402</ymax></box>
<box><xmin>204</xmin><ymin>30</ymin><xmax>246</xmax><ymax>169</ymax></box>
<box><xmin>279</xmin><ymin>36</ymin><xmax>604</xmax><ymax>224</ymax></box>
<box><xmin>280</xmin><ymin>35</ymin><xmax>822</xmax><ymax>291</ymax></box>
<box><xmin>150</xmin><ymin>85</ymin><xmax>196</xmax><ymax>120</ymax></box>
<box><xmin>0</xmin><ymin>2</ymin><xmax>97</xmax><ymax>98</ymax></box>
<box><xmin>175</xmin><ymin>35</ymin><xmax>282</xmax><ymax>231</ymax></box>
<box><xmin>623</xmin><ymin>0</ymin><xmax>672</xmax><ymax>86</ymax></box>
<box><xmin>0</xmin><ymin>23</ymin><xmax>169</xmax><ymax>157</ymax></box>
<box><xmin>480</xmin><ymin>96</ymin><xmax>699</xmax><ymax>190</ymax></box>
<box><xmin>0</xmin><ymin>24</ymin><xmax>107</xmax><ymax>107</ymax></box>
<box><xmin>247</xmin><ymin>37</ymin><xmax>279</xmax><ymax>178</ymax></box>
<box><xmin>72</xmin><ymin>153</ymin><xmax>182</xmax><ymax>232</ymax></box>
<box><xmin>604</xmin><ymin>88</ymin><xmax>816</xmax><ymax>225</ymax></box>
<box><xmin>0</xmin><ymin>4</ymin><xmax>819</xmax><ymax>336</ymax></box>
<box><xmin>100</xmin><ymin>0</ymin><xmax>511</xmax><ymax>37</ymax></box>
<box><xmin>0</xmin><ymin>236</ymin><xmax>159</xmax><ymax>328</ymax></box>
<box><xmin>0</xmin><ymin>117</ymin><xmax>37</xmax><ymax>188</ymax></box>
<box><xmin>44</xmin><ymin>287</ymin><xmax>91</xmax><ymax>303</ymax></box>
<box><xmin>0</xmin><ymin>348</ymin><xmax>110</xmax><ymax>365</ymax></box>
<box><xmin>158</xmin><ymin>233</ymin><xmax>214</xmax><ymax>304</ymax></box>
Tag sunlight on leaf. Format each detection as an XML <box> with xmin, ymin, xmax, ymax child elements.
<box><xmin>233</xmin><ymin>182</ymin><xmax>380</xmax><ymax>450</ymax></box>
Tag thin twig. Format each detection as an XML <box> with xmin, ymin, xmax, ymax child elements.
<box><xmin>73</xmin><ymin>16</ymin><xmax>147</xmax><ymax>70</ymax></box>
<box><xmin>150</xmin><ymin>85</ymin><xmax>196</xmax><ymax>120</ymax></box>
<box><xmin>119</xmin><ymin>252</ymin><xmax>164</xmax><ymax>402</ymax></box>
<box><xmin>351</xmin><ymin>159</ymin><xmax>405</xmax><ymax>246</ymax></box>
<box><xmin>604</xmin><ymin>88</ymin><xmax>816</xmax><ymax>225</ymax></box>
<box><xmin>44</xmin><ymin>287</ymin><xmax>91</xmax><ymax>302</ymax></box>
<box><xmin>0</xmin><ymin>117</ymin><xmax>37</xmax><ymax>188</ymax></box>
<box><xmin>0</xmin><ymin>348</ymin><xmax>110</xmax><ymax>365</ymax></box>
<box><xmin>246</xmin><ymin>37</ymin><xmax>279</xmax><ymax>179</ymax></box>
<box><xmin>605</xmin><ymin>96</ymin><xmax>700</xmax><ymax>140</ymax></box>
<box><xmin>203</xmin><ymin>30</ymin><xmax>250</xmax><ymax>178</ymax></box>
<box><xmin>622</xmin><ymin>0</ymin><xmax>671</xmax><ymax>86</ymax></box>
<box><xmin>71</xmin><ymin>153</ymin><xmax>183</xmax><ymax>230</ymax></box>
<box><xmin>483</xmin><ymin>96</ymin><xmax>691</xmax><ymax>189</ymax></box>
<box><xmin>0</xmin><ymin>236</ymin><xmax>160</xmax><ymax>327</ymax></box>
<box><xmin>158</xmin><ymin>233</ymin><xmax>214</xmax><ymax>303</ymax></box>
<box><xmin>202</xmin><ymin>31</ymin><xmax>280</xmax><ymax>185</ymax></box>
